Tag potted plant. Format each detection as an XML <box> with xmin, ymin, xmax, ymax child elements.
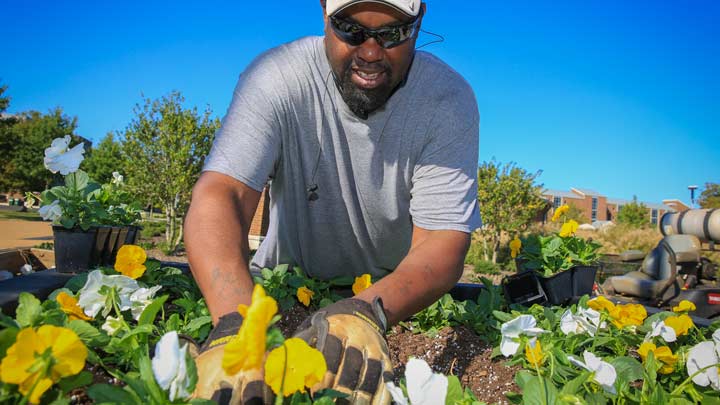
<box><xmin>26</xmin><ymin>136</ymin><xmax>142</xmax><ymax>273</ymax></box>
<box><xmin>513</xmin><ymin>205</ymin><xmax>602</xmax><ymax>305</ymax></box>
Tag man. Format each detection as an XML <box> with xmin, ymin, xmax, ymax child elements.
<box><xmin>184</xmin><ymin>0</ymin><xmax>480</xmax><ymax>403</ymax></box>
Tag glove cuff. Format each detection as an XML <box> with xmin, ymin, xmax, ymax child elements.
<box><xmin>200</xmin><ymin>311</ymin><xmax>243</xmax><ymax>352</ymax></box>
<box><xmin>325</xmin><ymin>297</ymin><xmax>388</xmax><ymax>334</ymax></box>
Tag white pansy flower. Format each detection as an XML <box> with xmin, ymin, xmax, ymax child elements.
<box><xmin>112</xmin><ymin>171</ymin><xmax>124</xmax><ymax>185</ymax></box>
<box><xmin>38</xmin><ymin>200</ymin><xmax>63</xmax><ymax>222</ymax></box>
<box><xmin>568</xmin><ymin>351</ymin><xmax>617</xmax><ymax>394</ymax></box>
<box><xmin>77</xmin><ymin>270</ymin><xmax>139</xmax><ymax>317</ymax></box>
<box><xmin>152</xmin><ymin>331</ymin><xmax>192</xmax><ymax>401</ymax></box>
<box><xmin>646</xmin><ymin>320</ymin><xmax>677</xmax><ymax>343</ymax></box>
<box><xmin>386</xmin><ymin>358</ymin><xmax>448</xmax><ymax>405</ymax></box>
<box><xmin>129</xmin><ymin>285</ymin><xmax>162</xmax><ymax>320</ymax></box>
<box><xmin>686</xmin><ymin>331</ymin><xmax>720</xmax><ymax>391</ymax></box>
<box><xmin>561</xmin><ymin>307</ymin><xmax>604</xmax><ymax>337</ymax></box>
<box><xmin>44</xmin><ymin>135</ymin><xmax>85</xmax><ymax>175</ymax></box>
<box><xmin>500</xmin><ymin>315</ymin><xmax>547</xmax><ymax>357</ymax></box>
<box><xmin>23</xmin><ymin>195</ymin><xmax>36</xmax><ymax>209</ymax></box>
<box><xmin>102</xmin><ymin>316</ymin><xmax>124</xmax><ymax>336</ymax></box>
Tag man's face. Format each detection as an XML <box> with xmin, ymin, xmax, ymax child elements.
<box><xmin>324</xmin><ymin>3</ymin><xmax>423</xmax><ymax>118</ymax></box>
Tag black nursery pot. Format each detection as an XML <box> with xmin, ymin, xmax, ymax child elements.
<box><xmin>53</xmin><ymin>226</ymin><xmax>98</xmax><ymax>273</ymax></box>
<box><xmin>571</xmin><ymin>265</ymin><xmax>599</xmax><ymax>297</ymax></box>
<box><xmin>537</xmin><ymin>269</ymin><xmax>574</xmax><ymax>306</ymax></box>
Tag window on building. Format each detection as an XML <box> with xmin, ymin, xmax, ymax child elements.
<box><xmin>591</xmin><ymin>197</ymin><xmax>598</xmax><ymax>221</ymax></box>
<box><xmin>651</xmin><ymin>209</ymin><xmax>658</xmax><ymax>225</ymax></box>
<box><xmin>553</xmin><ymin>196</ymin><xmax>561</xmax><ymax>208</ymax></box>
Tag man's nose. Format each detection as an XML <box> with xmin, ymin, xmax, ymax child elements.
<box><xmin>356</xmin><ymin>36</ymin><xmax>384</xmax><ymax>63</ymax></box>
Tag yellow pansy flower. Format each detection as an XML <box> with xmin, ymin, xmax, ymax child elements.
<box><xmin>114</xmin><ymin>244</ymin><xmax>147</xmax><ymax>279</ymax></box>
<box><xmin>551</xmin><ymin>204</ymin><xmax>570</xmax><ymax>222</ymax></box>
<box><xmin>56</xmin><ymin>292</ymin><xmax>92</xmax><ymax>321</ymax></box>
<box><xmin>222</xmin><ymin>284</ymin><xmax>278</xmax><ymax>375</ymax></box>
<box><xmin>588</xmin><ymin>296</ymin><xmax>616</xmax><ymax>313</ymax></box>
<box><xmin>352</xmin><ymin>274</ymin><xmax>373</xmax><ymax>295</ymax></box>
<box><xmin>525</xmin><ymin>339</ymin><xmax>545</xmax><ymax>367</ymax></box>
<box><xmin>265</xmin><ymin>338</ymin><xmax>327</xmax><ymax>397</ymax></box>
<box><xmin>672</xmin><ymin>300</ymin><xmax>696</xmax><ymax>313</ymax></box>
<box><xmin>664</xmin><ymin>314</ymin><xmax>693</xmax><ymax>337</ymax></box>
<box><xmin>296</xmin><ymin>286</ymin><xmax>314</xmax><ymax>307</ymax></box>
<box><xmin>0</xmin><ymin>325</ymin><xmax>87</xmax><ymax>404</ymax></box>
<box><xmin>637</xmin><ymin>342</ymin><xmax>678</xmax><ymax>374</ymax></box>
<box><xmin>509</xmin><ymin>237</ymin><xmax>522</xmax><ymax>259</ymax></box>
<box><xmin>559</xmin><ymin>220</ymin><xmax>579</xmax><ymax>237</ymax></box>
<box><xmin>609</xmin><ymin>303</ymin><xmax>647</xmax><ymax>329</ymax></box>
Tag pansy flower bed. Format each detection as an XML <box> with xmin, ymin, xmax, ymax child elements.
<box><xmin>1</xmin><ymin>247</ymin><xmax>719</xmax><ymax>404</ymax></box>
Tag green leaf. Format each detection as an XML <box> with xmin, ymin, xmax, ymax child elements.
<box><xmin>87</xmin><ymin>384</ymin><xmax>139</xmax><ymax>404</ymax></box>
<box><xmin>188</xmin><ymin>400</ymin><xmax>217</xmax><ymax>405</ymax></box>
<box><xmin>16</xmin><ymin>292</ymin><xmax>42</xmax><ymax>327</ymax></box>
<box><xmin>523</xmin><ymin>376</ymin><xmax>558</xmax><ymax>405</ymax></box>
<box><xmin>0</xmin><ymin>328</ymin><xmax>19</xmax><ymax>359</ymax></box>
<box><xmin>64</xmin><ymin>273</ymin><xmax>89</xmax><ymax>293</ymax></box>
<box><xmin>266</xmin><ymin>327</ymin><xmax>285</xmax><ymax>350</ymax></box>
<box><xmin>138</xmin><ymin>350</ymin><xmax>168</xmax><ymax>403</ymax></box>
<box><xmin>138</xmin><ymin>294</ymin><xmax>169</xmax><ymax>326</ymax></box>
<box><xmin>184</xmin><ymin>315</ymin><xmax>212</xmax><ymax>332</ymax></box>
<box><xmin>261</xmin><ymin>268</ymin><xmax>273</xmax><ymax>280</ymax></box>
<box><xmin>445</xmin><ymin>375</ymin><xmax>464</xmax><ymax>405</ymax></box>
<box><xmin>57</xmin><ymin>370</ymin><xmax>93</xmax><ymax>392</ymax></box>
<box><xmin>560</xmin><ymin>370</ymin><xmax>591</xmax><ymax>396</ymax></box>
<box><xmin>514</xmin><ymin>370</ymin><xmax>535</xmax><ymax>389</ymax></box>
<box><xmin>68</xmin><ymin>319</ymin><xmax>110</xmax><ymax>347</ymax></box>
<box><xmin>610</xmin><ymin>356</ymin><xmax>643</xmax><ymax>386</ymax></box>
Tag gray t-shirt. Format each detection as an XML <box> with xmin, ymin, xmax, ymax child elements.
<box><xmin>204</xmin><ymin>36</ymin><xmax>481</xmax><ymax>280</ymax></box>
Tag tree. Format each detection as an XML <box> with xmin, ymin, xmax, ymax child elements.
<box><xmin>477</xmin><ymin>160</ymin><xmax>545</xmax><ymax>263</ymax></box>
<box><xmin>83</xmin><ymin>132</ymin><xmax>125</xmax><ymax>184</ymax></box>
<box><xmin>0</xmin><ymin>108</ymin><xmax>81</xmax><ymax>193</ymax></box>
<box><xmin>617</xmin><ymin>196</ymin><xmax>650</xmax><ymax>228</ymax></box>
<box><xmin>121</xmin><ymin>91</ymin><xmax>219</xmax><ymax>253</ymax></box>
<box><xmin>699</xmin><ymin>182</ymin><xmax>720</xmax><ymax>209</ymax></box>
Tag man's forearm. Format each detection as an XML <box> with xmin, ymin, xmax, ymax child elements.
<box><xmin>184</xmin><ymin>173</ymin><xmax>261</xmax><ymax>324</ymax></box>
<box><xmin>355</xmin><ymin>229</ymin><xmax>470</xmax><ymax>326</ymax></box>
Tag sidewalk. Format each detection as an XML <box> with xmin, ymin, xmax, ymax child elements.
<box><xmin>0</xmin><ymin>219</ymin><xmax>53</xmax><ymax>250</ymax></box>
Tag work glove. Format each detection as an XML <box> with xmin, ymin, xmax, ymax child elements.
<box><xmin>293</xmin><ymin>298</ymin><xmax>393</xmax><ymax>405</ymax></box>
<box><xmin>192</xmin><ymin>312</ymin><xmax>274</xmax><ymax>404</ymax></box>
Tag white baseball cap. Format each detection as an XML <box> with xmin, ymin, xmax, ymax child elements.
<box><xmin>326</xmin><ymin>0</ymin><xmax>422</xmax><ymax>18</ymax></box>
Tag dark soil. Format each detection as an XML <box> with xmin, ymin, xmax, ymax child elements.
<box><xmin>277</xmin><ymin>304</ymin><xmax>519</xmax><ymax>404</ymax></box>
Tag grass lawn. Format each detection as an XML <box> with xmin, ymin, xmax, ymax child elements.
<box><xmin>0</xmin><ymin>210</ymin><xmax>43</xmax><ymax>221</ymax></box>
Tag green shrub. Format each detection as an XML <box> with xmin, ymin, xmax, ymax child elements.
<box><xmin>139</xmin><ymin>220</ymin><xmax>166</xmax><ymax>239</ymax></box>
<box><xmin>473</xmin><ymin>260</ymin><xmax>500</xmax><ymax>275</ymax></box>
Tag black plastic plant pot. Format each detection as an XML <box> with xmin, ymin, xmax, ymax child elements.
<box><xmin>125</xmin><ymin>225</ymin><xmax>140</xmax><ymax>245</ymax></box>
<box><xmin>503</xmin><ymin>271</ymin><xmax>547</xmax><ymax>306</ymax></box>
<box><xmin>571</xmin><ymin>265</ymin><xmax>598</xmax><ymax>297</ymax></box>
<box><xmin>102</xmin><ymin>227</ymin><xmax>121</xmax><ymax>266</ymax></box>
<box><xmin>53</xmin><ymin>226</ymin><xmax>97</xmax><ymax>273</ymax></box>
<box><xmin>537</xmin><ymin>269</ymin><xmax>574</xmax><ymax>306</ymax></box>
<box><xmin>90</xmin><ymin>226</ymin><xmax>111</xmax><ymax>265</ymax></box>
<box><xmin>110</xmin><ymin>227</ymin><xmax>130</xmax><ymax>263</ymax></box>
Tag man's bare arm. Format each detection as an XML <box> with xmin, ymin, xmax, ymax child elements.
<box><xmin>355</xmin><ymin>225</ymin><xmax>470</xmax><ymax>326</ymax></box>
<box><xmin>184</xmin><ymin>171</ymin><xmax>262</xmax><ymax>324</ymax></box>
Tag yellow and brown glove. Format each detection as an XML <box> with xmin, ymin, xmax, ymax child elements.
<box><xmin>193</xmin><ymin>312</ymin><xmax>274</xmax><ymax>405</ymax></box>
<box><xmin>293</xmin><ymin>298</ymin><xmax>394</xmax><ymax>405</ymax></box>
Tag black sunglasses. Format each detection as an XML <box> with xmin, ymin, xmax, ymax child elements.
<box><xmin>329</xmin><ymin>11</ymin><xmax>423</xmax><ymax>49</ymax></box>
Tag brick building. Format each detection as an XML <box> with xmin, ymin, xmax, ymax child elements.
<box><xmin>542</xmin><ymin>188</ymin><xmax>687</xmax><ymax>225</ymax></box>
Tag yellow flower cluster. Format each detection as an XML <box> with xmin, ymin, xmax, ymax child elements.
<box><xmin>638</xmin><ymin>342</ymin><xmax>678</xmax><ymax>374</ymax></box>
<box><xmin>0</xmin><ymin>325</ymin><xmax>87</xmax><ymax>403</ymax></box>
<box><xmin>525</xmin><ymin>339</ymin><xmax>545</xmax><ymax>367</ymax></box>
<box><xmin>265</xmin><ymin>338</ymin><xmax>327</xmax><ymax>397</ymax></box>
<box><xmin>114</xmin><ymin>244</ymin><xmax>147</xmax><ymax>279</ymax></box>
<box><xmin>664</xmin><ymin>314</ymin><xmax>693</xmax><ymax>337</ymax></box>
<box><xmin>296</xmin><ymin>286</ymin><xmax>314</xmax><ymax>307</ymax></box>
<box><xmin>510</xmin><ymin>237</ymin><xmax>522</xmax><ymax>259</ymax></box>
<box><xmin>672</xmin><ymin>300</ymin><xmax>696</xmax><ymax>313</ymax></box>
<box><xmin>223</xmin><ymin>284</ymin><xmax>278</xmax><ymax>374</ymax></box>
<box><xmin>559</xmin><ymin>220</ymin><xmax>579</xmax><ymax>238</ymax></box>
<box><xmin>587</xmin><ymin>296</ymin><xmax>647</xmax><ymax>329</ymax></box>
<box><xmin>56</xmin><ymin>292</ymin><xmax>91</xmax><ymax>321</ymax></box>
<box><xmin>352</xmin><ymin>274</ymin><xmax>373</xmax><ymax>295</ymax></box>
<box><xmin>551</xmin><ymin>204</ymin><xmax>570</xmax><ymax>222</ymax></box>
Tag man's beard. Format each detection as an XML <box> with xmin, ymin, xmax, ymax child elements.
<box><xmin>336</xmin><ymin>62</ymin><xmax>394</xmax><ymax>119</ymax></box>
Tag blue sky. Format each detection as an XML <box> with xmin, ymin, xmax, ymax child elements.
<box><xmin>3</xmin><ymin>1</ymin><xmax>718</xmax><ymax>204</ymax></box>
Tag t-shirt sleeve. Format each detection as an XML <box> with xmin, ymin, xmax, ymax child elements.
<box><xmin>203</xmin><ymin>51</ymin><xmax>285</xmax><ymax>192</ymax></box>
<box><xmin>410</xmin><ymin>91</ymin><xmax>482</xmax><ymax>233</ymax></box>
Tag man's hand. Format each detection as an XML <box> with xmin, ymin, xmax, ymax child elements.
<box><xmin>193</xmin><ymin>313</ymin><xmax>274</xmax><ymax>404</ymax></box>
<box><xmin>293</xmin><ymin>298</ymin><xmax>393</xmax><ymax>405</ymax></box>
